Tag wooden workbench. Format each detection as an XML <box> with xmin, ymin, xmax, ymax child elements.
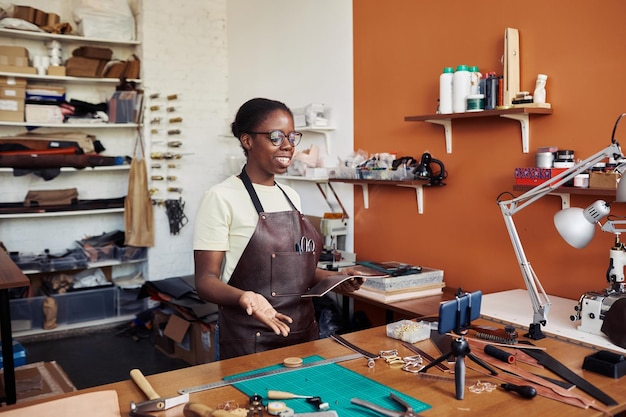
<box><xmin>2</xmin><ymin>318</ymin><xmax>624</xmax><ymax>416</ymax></box>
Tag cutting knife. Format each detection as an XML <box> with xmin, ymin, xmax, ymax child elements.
<box><xmin>130</xmin><ymin>368</ymin><xmax>190</xmax><ymax>414</ymax></box>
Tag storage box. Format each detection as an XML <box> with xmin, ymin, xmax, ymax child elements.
<box><xmin>152</xmin><ymin>310</ymin><xmax>175</xmax><ymax>355</ymax></box>
<box><xmin>164</xmin><ymin>314</ymin><xmax>215</xmax><ymax>365</ymax></box>
<box><xmin>117</xmin><ymin>246</ymin><xmax>147</xmax><ymax>262</ymax></box>
<box><xmin>9</xmin><ymin>296</ymin><xmax>43</xmax><ymax>331</ymax></box>
<box><xmin>514</xmin><ymin>167</ymin><xmax>567</xmax><ymax>185</ymax></box>
<box><xmin>25</xmin><ymin>104</ymin><xmax>64</xmax><ymax>124</ymax></box>
<box><xmin>55</xmin><ymin>286</ymin><xmax>117</xmax><ymax>324</ymax></box>
<box><xmin>117</xmin><ymin>287</ymin><xmax>147</xmax><ymax>316</ymax></box>
<box><xmin>0</xmin><ymin>45</ymin><xmax>29</xmax><ymax>57</ymax></box>
<box><xmin>47</xmin><ymin>66</ymin><xmax>66</xmax><ymax>77</ymax></box>
<box><xmin>65</xmin><ymin>56</ymin><xmax>106</xmax><ymax>78</ymax></box>
<box><xmin>0</xmin><ymin>341</ymin><xmax>26</xmax><ymax>369</ymax></box>
<box><xmin>589</xmin><ymin>171</ymin><xmax>619</xmax><ymax>189</ymax></box>
<box><xmin>0</xmin><ymin>76</ymin><xmax>25</xmax><ymax>122</ymax></box>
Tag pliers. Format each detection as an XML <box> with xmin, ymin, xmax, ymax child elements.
<box><xmin>351</xmin><ymin>393</ymin><xmax>421</xmax><ymax>417</ymax></box>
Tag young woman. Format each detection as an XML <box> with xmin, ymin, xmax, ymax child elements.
<box><xmin>193</xmin><ymin>98</ymin><xmax>362</xmax><ymax>360</ymax></box>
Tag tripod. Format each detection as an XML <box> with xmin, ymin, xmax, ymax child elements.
<box><xmin>419</xmin><ymin>330</ymin><xmax>497</xmax><ymax>400</ymax></box>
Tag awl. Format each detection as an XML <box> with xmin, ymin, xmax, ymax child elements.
<box><xmin>130</xmin><ymin>368</ymin><xmax>190</xmax><ymax>414</ymax></box>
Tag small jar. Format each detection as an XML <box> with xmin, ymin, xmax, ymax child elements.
<box><xmin>465</xmin><ymin>94</ymin><xmax>484</xmax><ymax>112</ymax></box>
<box><xmin>574</xmin><ymin>173</ymin><xmax>589</xmax><ymax>188</ymax></box>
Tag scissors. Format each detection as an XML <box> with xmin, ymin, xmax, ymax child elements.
<box><xmin>351</xmin><ymin>393</ymin><xmax>421</xmax><ymax>417</ymax></box>
<box><xmin>297</xmin><ymin>236</ymin><xmax>315</xmax><ymax>253</ymax></box>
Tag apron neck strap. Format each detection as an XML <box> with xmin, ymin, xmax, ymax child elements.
<box><xmin>239</xmin><ymin>165</ymin><xmax>297</xmax><ymax>214</ymax></box>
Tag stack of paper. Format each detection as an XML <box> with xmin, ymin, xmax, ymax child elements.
<box><xmin>352</xmin><ymin>262</ymin><xmax>445</xmax><ymax>303</ymax></box>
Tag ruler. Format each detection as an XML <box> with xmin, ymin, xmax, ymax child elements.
<box><xmin>178</xmin><ymin>353</ymin><xmax>361</xmax><ymax>395</ymax></box>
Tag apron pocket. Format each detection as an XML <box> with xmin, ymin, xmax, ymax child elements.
<box><xmin>270</xmin><ymin>251</ymin><xmax>316</xmax><ymax>296</ymax></box>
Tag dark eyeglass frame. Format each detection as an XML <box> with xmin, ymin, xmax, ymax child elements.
<box><xmin>248</xmin><ymin>130</ymin><xmax>302</xmax><ymax>146</ymax></box>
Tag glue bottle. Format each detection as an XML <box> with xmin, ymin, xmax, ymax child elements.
<box><xmin>533</xmin><ymin>74</ymin><xmax>548</xmax><ymax>104</ymax></box>
<box><xmin>453</xmin><ymin>65</ymin><xmax>471</xmax><ymax>113</ymax></box>
<box><xmin>439</xmin><ymin>67</ymin><xmax>454</xmax><ymax>114</ymax></box>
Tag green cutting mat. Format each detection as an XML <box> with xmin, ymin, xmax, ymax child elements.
<box><xmin>226</xmin><ymin>355</ymin><xmax>431</xmax><ymax>416</ymax></box>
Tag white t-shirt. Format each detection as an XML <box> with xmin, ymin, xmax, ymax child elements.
<box><xmin>193</xmin><ymin>175</ymin><xmax>302</xmax><ymax>283</ymax></box>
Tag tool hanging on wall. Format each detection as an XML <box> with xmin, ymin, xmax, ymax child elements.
<box><xmin>164</xmin><ymin>198</ymin><xmax>188</xmax><ymax>235</ymax></box>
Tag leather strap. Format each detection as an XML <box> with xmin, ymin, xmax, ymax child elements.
<box><xmin>520</xmin><ymin>345</ymin><xmax>618</xmax><ymax>406</ymax></box>
<box><xmin>239</xmin><ymin>166</ymin><xmax>296</xmax><ymax>214</ymax></box>
<box><xmin>470</xmin><ymin>349</ymin><xmax>610</xmax><ymax>415</ymax></box>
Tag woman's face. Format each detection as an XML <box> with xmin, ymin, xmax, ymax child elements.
<box><xmin>242</xmin><ymin>109</ymin><xmax>295</xmax><ymax>183</ymax></box>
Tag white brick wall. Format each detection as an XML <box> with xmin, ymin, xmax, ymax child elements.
<box><xmin>139</xmin><ymin>0</ymin><xmax>230</xmax><ymax>280</ymax></box>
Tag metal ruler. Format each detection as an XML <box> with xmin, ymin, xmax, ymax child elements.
<box><xmin>178</xmin><ymin>353</ymin><xmax>361</xmax><ymax>395</ymax></box>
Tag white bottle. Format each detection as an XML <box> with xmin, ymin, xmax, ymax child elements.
<box><xmin>533</xmin><ymin>74</ymin><xmax>548</xmax><ymax>104</ymax></box>
<box><xmin>439</xmin><ymin>67</ymin><xmax>454</xmax><ymax>114</ymax></box>
<box><xmin>453</xmin><ymin>65</ymin><xmax>471</xmax><ymax>113</ymax></box>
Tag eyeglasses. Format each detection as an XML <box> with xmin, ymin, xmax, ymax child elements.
<box><xmin>248</xmin><ymin>130</ymin><xmax>302</xmax><ymax>146</ymax></box>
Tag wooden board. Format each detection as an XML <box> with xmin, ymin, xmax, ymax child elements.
<box><xmin>503</xmin><ymin>27</ymin><xmax>520</xmax><ymax>106</ymax></box>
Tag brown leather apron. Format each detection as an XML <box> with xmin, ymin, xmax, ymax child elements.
<box><xmin>218</xmin><ymin>168</ymin><xmax>323</xmax><ymax>359</ymax></box>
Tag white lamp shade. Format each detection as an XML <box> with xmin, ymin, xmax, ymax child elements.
<box><xmin>554</xmin><ymin>208</ymin><xmax>596</xmax><ymax>248</ymax></box>
<box><xmin>554</xmin><ymin>200</ymin><xmax>610</xmax><ymax>248</ymax></box>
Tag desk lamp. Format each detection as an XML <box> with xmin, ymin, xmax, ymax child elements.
<box><xmin>497</xmin><ymin>113</ymin><xmax>626</xmax><ymax>340</ymax></box>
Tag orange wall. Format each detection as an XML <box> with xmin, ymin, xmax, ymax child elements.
<box><xmin>352</xmin><ymin>1</ymin><xmax>626</xmax><ymax>301</ymax></box>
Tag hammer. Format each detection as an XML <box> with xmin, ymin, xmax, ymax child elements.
<box><xmin>129</xmin><ymin>368</ymin><xmax>190</xmax><ymax>415</ymax></box>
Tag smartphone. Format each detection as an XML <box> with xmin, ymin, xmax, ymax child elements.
<box><xmin>437</xmin><ymin>290</ymin><xmax>482</xmax><ymax>334</ymax></box>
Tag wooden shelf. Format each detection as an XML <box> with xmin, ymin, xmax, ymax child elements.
<box><xmin>329</xmin><ymin>178</ymin><xmax>442</xmax><ymax>214</ymax></box>
<box><xmin>405</xmin><ymin>107</ymin><xmax>552</xmax><ymax>154</ymax></box>
<box><xmin>0</xmin><ymin>27</ymin><xmax>141</xmax><ymax>45</ymax></box>
<box><xmin>513</xmin><ymin>184</ymin><xmax>616</xmax><ymax>209</ymax></box>
<box><xmin>0</xmin><ymin>71</ymin><xmax>141</xmax><ymax>84</ymax></box>
<box><xmin>0</xmin><ymin>208</ymin><xmax>124</xmax><ymax>220</ymax></box>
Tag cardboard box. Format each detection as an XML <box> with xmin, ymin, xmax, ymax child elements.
<box><xmin>589</xmin><ymin>171</ymin><xmax>619</xmax><ymax>189</ymax></box>
<box><xmin>0</xmin><ymin>65</ymin><xmax>37</xmax><ymax>75</ymax></box>
<box><xmin>164</xmin><ymin>314</ymin><xmax>215</xmax><ymax>365</ymax></box>
<box><xmin>152</xmin><ymin>310</ymin><xmax>175</xmax><ymax>355</ymax></box>
<box><xmin>0</xmin><ymin>45</ymin><xmax>29</xmax><ymax>57</ymax></box>
<box><xmin>0</xmin><ymin>56</ymin><xmax>29</xmax><ymax>67</ymax></box>
<box><xmin>65</xmin><ymin>56</ymin><xmax>107</xmax><ymax>78</ymax></box>
<box><xmin>47</xmin><ymin>66</ymin><xmax>66</xmax><ymax>77</ymax></box>
<box><xmin>25</xmin><ymin>103</ymin><xmax>64</xmax><ymax>124</ymax></box>
<box><xmin>514</xmin><ymin>167</ymin><xmax>567</xmax><ymax>186</ymax></box>
<box><xmin>0</xmin><ymin>76</ymin><xmax>25</xmax><ymax>122</ymax></box>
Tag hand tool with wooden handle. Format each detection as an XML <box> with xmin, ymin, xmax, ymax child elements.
<box><xmin>129</xmin><ymin>368</ymin><xmax>190</xmax><ymax>414</ymax></box>
<box><xmin>267</xmin><ymin>390</ymin><xmax>314</xmax><ymax>399</ymax></box>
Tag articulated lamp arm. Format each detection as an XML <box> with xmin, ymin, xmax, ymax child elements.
<box><xmin>497</xmin><ymin>142</ymin><xmax>623</xmax><ymax>339</ymax></box>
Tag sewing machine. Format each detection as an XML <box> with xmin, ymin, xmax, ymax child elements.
<box><xmin>572</xmin><ymin>236</ymin><xmax>626</xmax><ymax>335</ymax></box>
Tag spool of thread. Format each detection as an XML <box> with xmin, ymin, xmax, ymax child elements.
<box><xmin>484</xmin><ymin>344</ymin><xmax>515</xmax><ymax>364</ymax></box>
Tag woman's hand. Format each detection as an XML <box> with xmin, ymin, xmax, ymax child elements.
<box><xmin>336</xmin><ymin>276</ymin><xmax>365</xmax><ymax>293</ymax></box>
<box><xmin>239</xmin><ymin>291</ymin><xmax>293</xmax><ymax>336</ymax></box>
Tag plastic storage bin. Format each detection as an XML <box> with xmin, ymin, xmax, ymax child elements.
<box><xmin>117</xmin><ymin>246</ymin><xmax>147</xmax><ymax>262</ymax></box>
<box><xmin>117</xmin><ymin>286</ymin><xmax>147</xmax><ymax>316</ymax></box>
<box><xmin>54</xmin><ymin>286</ymin><xmax>117</xmax><ymax>325</ymax></box>
<box><xmin>9</xmin><ymin>297</ymin><xmax>45</xmax><ymax>331</ymax></box>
